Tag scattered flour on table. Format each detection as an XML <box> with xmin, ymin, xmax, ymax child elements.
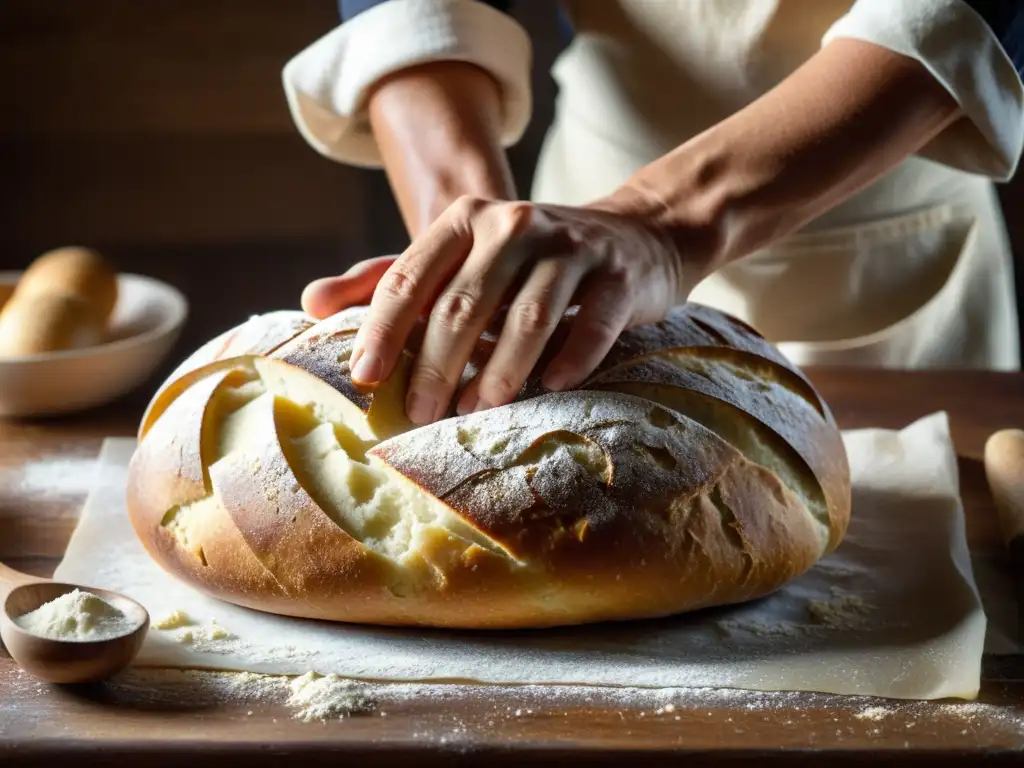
<box><xmin>14</xmin><ymin>589</ymin><xmax>138</xmax><ymax>641</ymax></box>
<box><xmin>105</xmin><ymin>669</ymin><xmax>371</xmax><ymax>722</ymax></box>
<box><xmin>175</xmin><ymin>619</ymin><xmax>231</xmax><ymax>646</ymax></box>
<box><xmin>201</xmin><ymin>671</ymin><xmax>288</xmax><ymax>703</ymax></box>
<box><xmin>6</xmin><ymin>457</ymin><xmax>99</xmax><ymax>499</ymax></box>
<box><xmin>152</xmin><ymin>609</ymin><xmax>192</xmax><ymax>630</ymax></box>
<box><xmin>286</xmin><ymin>672</ymin><xmax>375</xmax><ymax>722</ymax></box>
<box><xmin>150</xmin><ymin>616</ymin><xmax>317</xmax><ymax>665</ymax></box>
<box><xmin>849</xmin><ymin>701</ymin><xmax>1024</xmax><ymax>733</ymax></box>
<box><xmin>104</xmin><ymin>668</ymin><xmax>1024</xmax><ymax>740</ymax></box>
<box><xmin>854</xmin><ymin>706</ymin><xmax>891</xmax><ymax>721</ymax></box>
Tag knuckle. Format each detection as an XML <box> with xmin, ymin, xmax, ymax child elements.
<box><xmin>480</xmin><ymin>369</ymin><xmax>524</xmax><ymax>403</ymax></box>
<box><xmin>509</xmin><ymin>299</ymin><xmax>557</xmax><ymax>336</ymax></box>
<box><xmin>578</xmin><ymin>313</ymin><xmax>621</xmax><ymax>343</ymax></box>
<box><xmin>601</xmin><ymin>252</ymin><xmax>632</xmax><ymax>280</ymax></box>
<box><xmin>411</xmin><ymin>363</ymin><xmax>450</xmax><ymax>390</ymax></box>
<box><xmin>375</xmin><ymin>268</ymin><xmax>419</xmax><ymax>303</ymax></box>
<box><xmin>495</xmin><ymin>202</ymin><xmax>535</xmax><ymax>239</ymax></box>
<box><xmin>592</xmin><ymin>263</ymin><xmax>636</xmax><ymax>305</ymax></box>
<box><xmin>452</xmin><ymin>194</ymin><xmax>488</xmax><ymax>218</ymax></box>
<box><xmin>411</xmin><ymin>366</ymin><xmax>448</xmax><ymax>391</ymax></box>
<box><xmin>357</xmin><ymin>320</ymin><xmax>395</xmax><ymax>348</ymax></box>
<box><xmin>433</xmin><ymin>289</ymin><xmax>482</xmax><ymax>331</ymax></box>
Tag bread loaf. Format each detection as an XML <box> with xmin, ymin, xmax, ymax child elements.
<box><xmin>127</xmin><ymin>304</ymin><xmax>851</xmax><ymax>629</ymax></box>
<box><xmin>0</xmin><ymin>247</ymin><xmax>117</xmax><ymax>356</ymax></box>
<box><xmin>10</xmin><ymin>247</ymin><xmax>118</xmax><ymax>319</ymax></box>
<box><xmin>0</xmin><ymin>292</ymin><xmax>106</xmax><ymax>356</ymax></box>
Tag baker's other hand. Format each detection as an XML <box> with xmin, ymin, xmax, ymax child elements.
<box><xmin>302</xmin><ymin>255</ymin><xmax>399</xmax><ymax>319</ymax></box>
<box><xmin>303</xmin><ymin>194</ymin><xmax>710</xmax><ymax>425</ymax></box>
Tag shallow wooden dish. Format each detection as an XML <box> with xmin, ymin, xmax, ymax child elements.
<box><xmin>0</xmin><ymin>568</ymin><xmax>149</xmax><ymax>684</ymax></box>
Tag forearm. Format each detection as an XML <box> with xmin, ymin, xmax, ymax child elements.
<box><xmin>600</xmin><ymin>38</ymin><xmax>962</xmax><ymax>277</ymax></box>
<box><xmin>368</xmin><ymin>61</ymin><xmax>516</xmax><ymax>238</ymax></box>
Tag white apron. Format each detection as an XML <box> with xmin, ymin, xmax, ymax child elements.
<box><xmin>531</xmin><ymin>0</ymin><xmax>1020</xmax><ymax>370</ymax></box>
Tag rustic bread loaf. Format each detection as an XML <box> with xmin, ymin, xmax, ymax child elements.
<box><xmin>127</xmin><ymin>304</ymin><xmax>851</xmax><ymax>629</ymax></box>
<box><xmin>0</xmin><ymin>247</ymin><xmax>117</xmax><ymax>356</ymax></box>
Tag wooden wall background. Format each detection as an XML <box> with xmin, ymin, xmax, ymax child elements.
<box><xmin>1</xmin><ymin>0</ymin><xmax>1020</xmax><ymax>384</ymax></box>
<box><xmin>0</xmin><ymin>0</ymin><xmax>563</xmax><ymax>376</ymax></box>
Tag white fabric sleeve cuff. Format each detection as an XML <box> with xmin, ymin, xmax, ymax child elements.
<box><xmin>281</xmin><ymin>0</ymin><xmax>532</xmax><ymax>168</ymax></box>
<box><xmin>823</xmin><ymin>0</ymin><xmax>1024</xmax><ymax>181</ymax></box>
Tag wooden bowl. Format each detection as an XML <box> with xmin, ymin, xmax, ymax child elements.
<box><xmin>0</xmin><ymin>272</ymin><xmax>188</xmax><ymax>417</ymax></box>
<box><xmin>1</xmin><ymin>582</ymin><xmax>149</xmax><ymax>684</ymax></box>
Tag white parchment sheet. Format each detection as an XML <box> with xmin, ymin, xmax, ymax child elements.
<box><xmin>51</xmin><ymin>413</ymin><xmax>990</xmax><ymax>700</ymax></box>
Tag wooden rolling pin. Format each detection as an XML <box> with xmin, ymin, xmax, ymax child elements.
<box><xmin>984</xmin><ymin>428</ymin><xmax>1024</xmax><ymax>635</ymax></box>
<box><xmin>0</xmin><ymin>247</ymin><xmax>118</xmax><ymax>357</ymax></box>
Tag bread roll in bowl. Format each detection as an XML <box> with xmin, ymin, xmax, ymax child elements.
<box><xmin>0</xmin><ymin>247</ymin><xmax>118</xmax><ymax>357</ymax></box>
<box><xmin>10</xmin><ymin>247</ymin><xmax>118</xmax><ymax>320</ymax></box>
<box><xmin>127</xmin><ymin>305</ymin><xmax>851</xmax><ymax>629</ymax></box>
<box><xmin>0</xmin><ymin>292</ymin><xmax>106</xmax><ymax>356</ymax></box>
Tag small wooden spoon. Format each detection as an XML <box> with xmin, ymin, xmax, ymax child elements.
<box><xmin>0</xmin><ymin>562</ymin><xmax>149</xmax><ymax>683</ymax></box>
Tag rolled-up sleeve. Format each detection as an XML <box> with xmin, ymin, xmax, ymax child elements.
<box><xmin>823</xmin><ymin>0</ymin><xmax>1024</xmax><ymax>180</ymax></box>
<box><xmin>282</xmin><ymin>0</ymin><xmax>532</xmax><ymax>168</ymax></box>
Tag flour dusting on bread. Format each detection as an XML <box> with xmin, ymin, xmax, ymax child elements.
<box><xmin>127</xmin><ymin>305</ymin><xmax>851</xmax><ymax>629</ymax></box>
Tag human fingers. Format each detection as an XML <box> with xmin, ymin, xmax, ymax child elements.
<box><xmin>349</xmin><ymin>198</ymin><xmax>481</xmax><ymax>386</ymax></box>
<box><xmin>541</xmin><ymin>272</ymin><xmax>634</xmax><ymax>392</ymax></box>
<box><xmin>456</xmin><ymin>257</ymin><xmax>586</xmax><ymax>414</ymax></box>
<box><xmin>402</xmin><ymin>199</ymin><xmax>577</xmax><ymax>423</ymax></box>
<box><xmin>402</xmin><ymin>228</ymin><xmax>536</xmax><ymax>424</ymax></box>
<box><xmin>300</xmin><ymin>256</ymin><xmax>397</xmax><ymax>318</ymax></box>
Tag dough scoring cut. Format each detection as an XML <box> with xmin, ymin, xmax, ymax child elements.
<box><xmin>127</xmin><ymin>304</ymin><xmax>851</xmax><ymax>628</ymax></box>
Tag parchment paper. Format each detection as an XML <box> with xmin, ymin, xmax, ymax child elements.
<box><xmin>52</xmin><ymin>412</ymin><xmax>987</xmax><ymax>700</ymax></box>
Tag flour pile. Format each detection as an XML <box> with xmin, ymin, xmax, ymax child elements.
<box><xmin>14</xmin><ymin>589</ymin><xmax>137</xmax><ymax>641</ymax></box>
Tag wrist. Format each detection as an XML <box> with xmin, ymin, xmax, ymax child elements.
<box><xmin>415</xmin><ymin>146</ymin><xmax>515</xmax><ymax>228</ymax></box>
<box><xmin>369</xmin><ymin>61</ymin><xmax>516</xmax><ymax>237</ymax></box>
<box><xmin>588</xmin><ymin>131</ymin><xmax>749</xmax><ymax>280</ymax></box>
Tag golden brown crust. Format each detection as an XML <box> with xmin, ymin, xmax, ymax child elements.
<box><xmin>10</xmin><ymin>247</ymin><xmax>119</xmax><ymax>320</ymax></box>
<box><xmin>269</xmin><ymin>308</ymin><xmax>364</xmax><ymax>404</ymax></box>
<box><xmin>127</xmin><ymin>304</ymin><xmax>851</xmax><ymax>629</ymax></box>
<box><xmin>139</xmin><ymin>311</ymin><xmax>314</xmax><ymax>437</ymax></box>
<box><xmin>376</xmin><ymin>392</ymin><xmax>824</xmax><ymax>625</ymax></box>
<box><xmin>0</xmin><ymin>247</ymin><xmax>118</xmax><ymax>356</ymax></box>
<box><xmin>0</xmin><ymin>292</ymin><xmax>107</xmax><ymax>356</ymax></box>
<box><xmin>588</xmin><ymin>351</ymin><xmax>849</xmax><ymax>551</ymax></box>
<box><xmin>127</xmin><ymin>364</ymin><xmax>291</xmax><ymax>606</ymax></box>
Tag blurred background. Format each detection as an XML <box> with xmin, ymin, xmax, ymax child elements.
<box><xmin>1</xmin><ymin>0</ymin><xmax>1021</xmax><ymax>385</ymax></box>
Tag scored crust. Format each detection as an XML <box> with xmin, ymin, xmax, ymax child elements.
<box><xmin>127</xmin><ymin>304</ymin><xmax>851</xmax><ymax>629</ymax></box>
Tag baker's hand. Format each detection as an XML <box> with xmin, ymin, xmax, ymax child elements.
<box><xmin>302</xmin><ymin>195</ymin><xmax>698</xmax><ymax>424</ymax></box>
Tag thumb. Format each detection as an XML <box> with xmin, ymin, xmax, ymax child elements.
<box><xmin>301</xmin><ymin>256</ymin><xmax>398</xmax><ymax>318</ymax></box>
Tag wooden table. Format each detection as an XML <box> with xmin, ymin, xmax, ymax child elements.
<box><xmin>2</xmin><ymin>369</ymin><xmax>1023</xmax><ymax>766</ymax></box>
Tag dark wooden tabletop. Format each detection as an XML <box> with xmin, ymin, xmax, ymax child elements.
<box><xmin>2</xmin><ymin>369</ymin><xmax>1023</xmax><ymax>766</ymax></box>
